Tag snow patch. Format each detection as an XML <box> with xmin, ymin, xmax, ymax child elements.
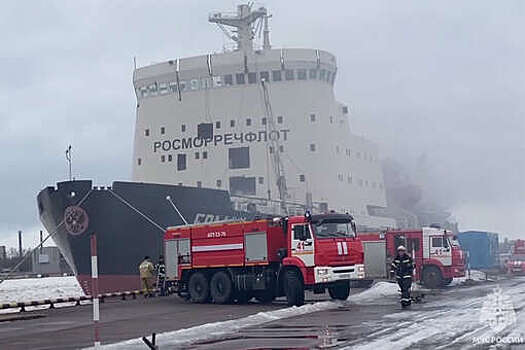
<box><xmin>348</xmin><ymin>281</ymin><xmax>398</xmax><ymax>304</ymax></box>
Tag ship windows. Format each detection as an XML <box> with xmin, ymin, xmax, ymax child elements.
<box><xmin>309</xmin><ymin>69</ymin><xmax>318</xmax><ymax>79</ymax></box>
<box><xmin>145</xmin><ymin>129</ymin><xmax>150</xmax><ymax>136</ymax></box>
<box><xmin>248</xmin><ymin>72</ymin><xmax>257</xmax><ymax>84</ymax></box>
<box><xmin>310</xmin><ymin>114</ymin><xmax>316</xmax><ymax>122</ymax></box>
<box><xmin>338</xmin><ymin>174</ymin><xmax>344</xmax><ymax>182</ymax></box>
<box><xmin>161</xmin><ymin>127</ymin><xmax>165</xmax><ymax>135</ymax></box>
<box><xmin>230</xmin><ymin>120</ymin><xmax>235</xmax><ymax>127</ymax></box>
<box><xmin>215</xmin><ymin>121</ymin><xmax>221</xmax><ymax>129</ymax></box>
<box><xmin>329</xmin><ymin>116</ymin><xmax>334</xmax><ymax>124</ymax></box>
<box><xmin>148</xmin><ymin>83</ymin><xmax>158</xmax><ymax>96</ymax></box>
<box><xmin>195</xmin><ymin>152</ymin><xmax>200</xmax><ymax>160</ymax></box>
<box><xmin>342</xmin><ymin>106</ymin><xmax>349</xmax><ymax>115</ymax></box>
<box><xmin>216</xmin><ymin>179</ymin><xmax>222</xmax><ymax>188</ymax></box>
<box><xmin>181</xmin><ymin>124</ymin><xmax>186</xmax><ymax>132</ymax></box>
<box><xmin>236</xmin><ymin>73</ymin><xmax>245</xmax><ymax>85</ymax></box>
<box><xmin>197</xmin><ymin>123</ymin><xmax>213</xmax><ymax>139</ymax></box>
<box><xmin>197</xmin><ymin>181</ymin><xmax>202</xmax><ymax>188</ymax></box>
<box><xmin>279</xmin><ymin>145</ymin><xmax>284</xmax><ymax>152</ymax></box>
<box><xmin>269</xmin><ymin>146</ymin><xmax>274</xmax><ymax>154</ymax></box>
<box><xmin>229</xmin><ymin>176</ymin><xmax>256</xmax><ymax>196</ymax></box>
<box><xmin>277</xmin><ymin>116</ymin><xmax>283</xmax><ymax>124</ymax></box>
<box><xmin>310</xmin><ymin>144</ymin><xmax>316</xmax><ymax>152</ymax></box>
<box><xmin>347</xmin><ymin>175</ymin><xmax>352</xmax><ymax>184</ymax></box>
<box><xmin>169</xmin><ymin>82</ymin><xmax>178</xmax><ymax>93</ymax></box>
<box><xmin>229</xmin><ymin>147</ymin><xmax>250</xmax><ymax>169</ymax></box>
<box><xmin>177</xmin><ymin>154</ymin><xmax>187</xmax><ymax>171</ymax></box>
<box><xmin>159</xmin><ymin>82</ymin><xmax>168</xmax><ymax>95</ymax></box>
<box><xmin>285</xmin><ymin>69</ymin><xmax>295</xmax><ymax>81</ymax></box>
<box><xmin>246</xmin><ymin>118</ymin><xmax>252</xmax><ymax>126</ymax></box>
<box><xmin>260</xmin><ymin>71</ymin><xmax>269</xmax><ymax>82</ymax></box>
<box><xmin>137</xmin><ymin>158</ymin><xmax>142</xmax><ymax>166</ymax></box>
<box><xmin>319</xmin><ymin>69</ymin><xmax>326</xmax><ymax>80</ymax></box>
<box><xmin>258</xmin><ymin>177</ymin><xmax>264</xmax><ymax>185</ymax></box>
<box><xmin>297</xmin><ymin>69</ymin><xmax>307</xmax><ymax>80</ymax></box>
<box><xmin>161</xmin><ymin>155</ymin><xmax>166</xmax><ymax>162</ymax></box>
<box><xmin>202</xmin><ymin>151</ymin><xmax>208</xmax><ymax>159</ymax></box>
<box><xmin>262</xmin><ymin>117</ymin><xmax>267</xmax><ymax>125</ymax></box>
<box><xmin>299</xmin><ymin>174</ymin><xmax>305</xmax><ymax>182</ymax></box>
<box><xmin>272</xmin><ymin>70</ymin><xmax>282</xmax><ymax>82</ymax></box>
<box><xmin>224</xmin><ymin>74</ymin><xmax>233</xmax><ymax>86</ymax></box>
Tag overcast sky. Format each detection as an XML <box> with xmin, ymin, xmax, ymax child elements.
<box><xmin>0</xmin><ymin>0</ymin><xmax>523</xmax><ymax>248</ymax></box>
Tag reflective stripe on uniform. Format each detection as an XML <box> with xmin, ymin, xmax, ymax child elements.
<box><xmin>403</xmin><ymin>275</ymin><xmax>412</xmax><ymax>278</ymax></box>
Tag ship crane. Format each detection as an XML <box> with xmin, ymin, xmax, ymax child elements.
<box><xmin>260</xmin><ymin>79</ymin><xmax>288</xmax><ymax>214</ymax></box>
<box><xmin>209</xmin><ymin>4</ymin><xmax>271</xmax><ymax>52</ymax></box>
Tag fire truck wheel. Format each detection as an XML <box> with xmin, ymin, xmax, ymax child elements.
<box><xmin>188</xmin><ymin>272</ymin><xmax>210</xmax><ymax>303</ymax></box>
<box><xmin>328</xmin><ymin>281</ymin><xmax>350</xmax><ymax>300</ymax></box>
<box><xmin>285</xmin><ymin>270</ymin><xmax>304</xmax><ymax>307</ymax></box>
<box><xmin>422</xmin><ymin>266</ymin><xmax>443</xmax><ymax>289</ymax></box>
<box><xmin>210</xmin><ymin>271</ymin><xmax>233</xmax><ymax>304</ymax></box>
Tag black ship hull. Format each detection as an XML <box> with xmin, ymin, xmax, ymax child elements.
<box><xmin>37</xmin><ymin>180</ymin><xmax>249</xmax><ymax>294</ymax></box>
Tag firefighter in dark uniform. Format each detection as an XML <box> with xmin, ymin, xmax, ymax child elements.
<box><xmin>391</xmin><ymin>245</ymin><xmax>414</xmax><ymax>308</ymax></box>
<box><xmin>155</xmin><ymin>255</ymin><xmax>167</xmax><ymax>296</ymax></box>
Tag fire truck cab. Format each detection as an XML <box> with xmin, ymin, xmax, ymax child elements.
<box><xmin>359</xmin><ymin>227</ymin><xmax>466</xmax><ymax>288</ymax></box>
<box><xmin>164</xmin><ymin>213</ymin><xmax>365</xmax><ymax>306</ymax></box>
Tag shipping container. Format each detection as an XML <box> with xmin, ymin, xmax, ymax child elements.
<box><xmin>457</xmin><ymin>231</ymin><xmax>499</xmax><ymax>269</ymax></box>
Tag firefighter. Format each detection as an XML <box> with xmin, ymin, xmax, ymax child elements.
<box><xmin>139</xmin><ymin>256</ymin><xmax>155</xmax><ymax>297</ymax></box>
<box><xmin>391</xmin><ymin>245</ymin><xmax>414</xmax><ymax>308</ymax></box>
<box><xmin>155</xmin><ymin>255</ymin><xmax>167</xmax><ymax>296</ymax></box>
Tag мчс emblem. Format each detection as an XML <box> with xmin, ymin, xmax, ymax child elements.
<box><xmin>64</xmin><ymin>206</ymin><xmax>89</xmax><ymax>235</ymax></box>
<box><xmin>479</xmin><ymin>285</ymin><xmax>516</xmax><ymax>333</ymax></box>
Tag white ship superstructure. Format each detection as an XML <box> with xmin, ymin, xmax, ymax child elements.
<box><xmin>131</xmin><ymin>4</ymin><xmax>394</xmax><ymax>229</ymax></box>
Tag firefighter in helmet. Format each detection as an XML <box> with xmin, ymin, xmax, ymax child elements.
<box><xmin>391</xmin><ymin>245</ymin><xmax>414</xmax><ymax>308</ymax></box>
<box><xmin>139</xmin><ymin>256</ymin><xmax>155</xmax><ymax>297</ymax></box>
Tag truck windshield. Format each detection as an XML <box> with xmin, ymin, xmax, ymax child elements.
<box><xmin>312</xmin><ymin>220</ymin><xmax>355</xmax><ymax>238</ymax></box>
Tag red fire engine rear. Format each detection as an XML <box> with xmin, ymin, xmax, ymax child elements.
<box><xmin>163</xmin><ymin>213</ymin><xmax>365</xmax><ymax>306</ymax></box>
<box><xmin>359</xmin><ymin>227</ymin><xmax>466</xmax><ymax>288</ymax></box>
<box><xmin>506</xmin><ymin>240</ymin><xmax>525</xmax><ymax>276</ymax></box>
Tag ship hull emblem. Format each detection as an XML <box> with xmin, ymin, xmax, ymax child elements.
<box><xmin>64</xmin><ymin>206</ymin><xmax>89</xmax><ymax>236</ymax></box>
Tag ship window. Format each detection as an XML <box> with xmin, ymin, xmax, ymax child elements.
<box><xmin>212</xmin><ymin>76</ymin><xmax>222</xmax><ymax>88</ymax></box>
<box><xmin>262</xmin><ymin>117</ymin><xmax>267</xmax><ymax>125</ymax></box>
<box><xmin>329</xmin><ymin>116</ymin><xmax>333</xmax><ymax>124</ymax></box>
<box><xmin>260</xmin><ymin>71</ymin><xmax>269</xmax><ymax>82</ymax></box>
<box><xmin>177</xmin><ymin>154</ymin><xmax>186</xmax><ymax>171</ymax></box>
<box><xmin>297</xmin><ymin>69</ymin><xmax>307</xmax><ymax>80</ymax></box>
<box><xmin>236</xmin><ymin>73</ymin><xmax>245</xmax><ymax>85</ymax></box>
<box><xmin>195</xmin><ymin>152</ymin><xmax>200</xmax><ymax>159</ymax></box>
<box><xmin>202</xmin><ymin>151</ymin><xmax>208</xmax><ymax>159</ymax></box>
<box><xmin>310</xmin><ymin>144</ymin><xmax>316</xmax><ymax>152</ymax></box>
<box><xmin>161</xmin><ymin>155</ymin><xmax>166</xmax><ymax>162</ymax></box>
<box><xmin>216</xmin><ymin>121</ymin><xmax>221</xmax><ymax>129</ymax></box>
<box><xmin>230</xmin><ymin>120</ymin><xmax>235</xmax><ymax>127</ymax></box>
<box><xmin>338</xmin><ymin>174</ymin><xmax>344</xmax><ymax>181</ymax></box>
<box><xmin>248</xmin><ymin>72</ymin><xmax>257</xmax><ymax>84</ymax></box>
<box><xmin>309</xmin><ymin>69</ymin><xmax>317</xmax><ymax>79</ymax></box>
<box><xmin>299</xmin><ymin>174</ymin><xmax>305</xmax><ymax>182</ymax></box>
<box><xmin>319</xmin><ymin>69</ymin><xmax>326</xmax><ymax>80</ymax></box>
<box><xmin>197</xmin><ymin>181</ymin><xmax>202</xmax><ymax>188</ymax></box>
<box><xmin>310</xmin><ymin>114</ymin><xmax>316</xmax><ymax>122</ymax></box>
<box><xmin>277</xmin><ymin>116</ymin><xmax>283</xmax><ymax>124</ymax></box>
<box><xmin>148</xmin><ymin>83</ymin><xmax>158</xmax><ymax>96</ymax></box>
<box><xmin>258</xmin><ymin>177</ymin><xmax>264</xmax><ymax>184</ymax></box>
<box><xmin>181</xmin><ymin>124</ymin><xmax>186</xmax><ymax>132</ymax></box>
<box><xmin>269</xmin><ymin>146</ymin><xmax>274</xmax><ymax>154</ymax></box>
<box><xmin>216</xmin><ymin>179</ymin><xmax>222</xmax><ymax>187</ymax></box>
<box><xmin>224</xmin><ymin>74</ymin><xmax>233</xmax><ymax>86</ymax></box>
<box><xmin>229</xmin><ymin>176</ymin><xmax>256</xmax><ymax>196</ymax></box>
<box><xmin>137</xmin><ymin>158</ymin><xmax>142</xmax><ymax>166</ymax></box>
<box><xmin>168</xmin><ymin>155</ymin><xmax>172</xmax><ymax>162</ymax></box>
<box><xmin>161</xmin><ymin>127</ymin><xmax>165</xmax><ymax>135</ymax></box>
<box><xmin>336</xmin><ymin>145</ymin><xmax>340</xmax><ymax>154</ymax></box>
<box><xmin>145</xmin><ymin>129</ymin><xmax>150</xmax><ymax>136</ymax></box>
<box><xmin>159</xmin><ymin>82</ymin><xmax>168</xmax><ymax>95</ymax></box>
<box><xmin>279</xmin><ymin>145</ymin><xmax>284</xmax><ymax>152</ymax></box>
<box><xmin>285</xmin><ymin>69</ymin><xmax>295</xmax><ymax>81</ymax></box>
<box><xmin>229</xmin><ymin>147</ymin><xmax>250</xmax><ymax>169</ymax></box>
<box><xmin>179</xmin><ymin>81</ymin><xmax>187</xmax><ymax>92</ymax></box>
<box><xmin>198</xmin><ymin>123</ymin><xmax>213</xmax><ymax>139</ymax></box>
<box><xmin>342</xmin><ymin>106</ymin><xmax>348</xmax><ymax>114</ymax></box>
<box><xmin>246</xmin><ymin>118</ymin><xmax>252</xmax><ymax>126</ymax></box>
<box><xmin>272</xmin><ymin>70</ymin><xmax>282</xmax><ymax>82</ymax></box>
<box><xmin>169</xmin><ymin>82</ymin><xmax>178</xmax><ymax>93</ymax></box>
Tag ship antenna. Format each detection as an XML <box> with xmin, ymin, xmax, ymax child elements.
<box><xmin>209</xmin><ymin>4</ymin><xmax>268</xmax><ymax>52</ymax></box>
<box><xmin>65</xmin><ymin>145</ymin><xmax>72</xmax><ymax>182</ymax></box>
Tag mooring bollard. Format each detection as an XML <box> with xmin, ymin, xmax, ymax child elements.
<box><xmin>91</xmin><ymin>234</ymin><xmax>101</xmax><ymax>349</ymax></box>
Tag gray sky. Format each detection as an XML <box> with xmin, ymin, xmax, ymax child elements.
<box><xmin>1</xmin><ymin>0</ymin><xmax>523</xmax><ymax>248</ymax></box>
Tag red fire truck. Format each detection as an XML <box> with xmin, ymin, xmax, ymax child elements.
<box><xmin>505</xmin><ymin>240</ymin><xmax>525</xmax><ymax>276</ymax></box>
<box><xmin>358</xmin><ymin>227</ymin><xmax>466</xmax><ymax>288</ymax></box>
<box><xmin>163</xmin><ymin>213</ymin><xmax>366</xmax><ymax>306</ymax></box>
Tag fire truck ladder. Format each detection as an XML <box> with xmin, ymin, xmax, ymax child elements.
<box><xmin>260</xmin><ymin>79</ymin><xmax>288</xmax><ymax>214</ymax></box>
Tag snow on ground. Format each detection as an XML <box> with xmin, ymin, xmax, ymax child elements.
<box><xmin>348</xmin><ymin>281</ymin><xmax>398</xmax><ymax>304</ymax></box>
<box><xmin>0</xmin><ymin>276</ymin><xmax>84</xmax><ymax>313</ymax></box>
<box><xmin>449</xmin><ymin>270</ymin><xmax>488</xmax><ymax>286</ymax></box>
<box><xmin>344</xmin><ymin>277</ymin><xmax>525</xmax><ymax>350</ymax></box>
